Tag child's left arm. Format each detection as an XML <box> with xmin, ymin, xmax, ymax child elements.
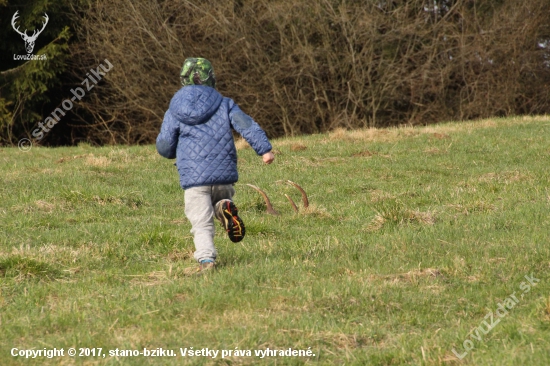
<box><xmin>156</xmin><ymin>110</ymin><xmax>179</xmax><ymax>159</ymax></box>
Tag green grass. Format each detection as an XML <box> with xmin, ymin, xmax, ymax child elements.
<box><xmin>1</xmin><ymin>116</ymin><xmax>549</xmax><ymax>365</ymax></box>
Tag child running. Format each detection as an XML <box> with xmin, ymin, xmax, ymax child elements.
<box><xmin>156</xmin><ymin>57</ymin><xmax>274</xmax><ymax>274</ymax></box>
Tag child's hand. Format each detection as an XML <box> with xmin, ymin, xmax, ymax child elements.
<box><xmin>262</xmin><ymin>152</ymin><xmax>275</xmax><ymax>164</ymax></box>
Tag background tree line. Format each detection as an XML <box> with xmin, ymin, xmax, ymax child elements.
<box><xmin>1</xmin><ymin>0</ymin><xmax>549</xmax><ymax>146</ymax></box>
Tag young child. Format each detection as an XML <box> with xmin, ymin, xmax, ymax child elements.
<box><xmin>156</xmin><ymin>57</ymin><xmax>274</xmax><ymax>274</ymax></box>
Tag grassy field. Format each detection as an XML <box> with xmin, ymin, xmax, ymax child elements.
<box><xmin>1</xmin><ymin>116</ymin><xmax>549</xmax><ymax>365</ymax></box>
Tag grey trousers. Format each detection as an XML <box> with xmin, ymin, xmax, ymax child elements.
<box><xmin>184</xmin><ymin>184</ymin><xmax>235</xmax><ymax>262</ymax></box>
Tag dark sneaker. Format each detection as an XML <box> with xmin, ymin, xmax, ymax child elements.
<box><xmin>217</xmin><ymin>200</ymin><xmax>245</xmax><ymax>242</ymax></box>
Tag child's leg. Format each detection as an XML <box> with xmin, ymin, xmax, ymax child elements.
<box><xmin>211</xmin><ymin>184</ymin><xmax>236</xmax><ymax>211</ymax></box>
<box><xmin>212</xmin><ymin>185</ymin><xmax>245</xmax><ymax>243</ymax></box>
<box><xmin>184</xmin><ymin>186</ymin><xmax>217</xmax><ymax>262</ymax></box>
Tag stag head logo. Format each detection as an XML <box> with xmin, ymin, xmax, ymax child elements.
<box><xmin>11</xmin><ymin>11</ymin><xmax>49</xmax><ymax>54</ymax></box>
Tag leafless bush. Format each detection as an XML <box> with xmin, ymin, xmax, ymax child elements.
<box><xmin>69</xmin><ymin>0</ymin><xmax>550</xmax><ymax>144</ymax></box>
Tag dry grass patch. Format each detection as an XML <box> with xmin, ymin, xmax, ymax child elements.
<box><xmin>467</xmin><ymin>275</ymin><xmax>480</xmax><ymax>283</ymax></box>
<box><xmin>522</xmin><ymin>115</ymin><xmax>550</xmax><ymax>121</ymax></box>
<box><xmin>167</xmin><ymin>248</ymin><xmax>193</xmax><ymax>262</ymax></box>
<box><xmin>34</xmin><ymin>200</ymin><xmax>56</xmax><ymax>212</ymax></box>
<box><xmin>280</xmin><ymin>155</ymin><xmax>349</xmax><ymax>167</ymax></box>
<box><xmin>108</xmin><ymin>148</ymin><xmax>134</xmax><ymax>163</ymax></box>
<box><xmin>11</xmin><ymin>198</ymin><xmax>69</xmax><ymax>214</ymax></box>
<box><xmin>328</xmin><ymin>127</ymin><xmax>394</xmax><ymax>143</ymax></box>
<box><xmin>543</xmin><ymin>297</ymin><xmax>550</xmax><ymax>322</ymax></box>
<box><xmin>422</xmin><ymin>118</ymin><xmax>498</xmax><ymax>134</ymax></box>
<box><xmin>383</xmin><ymin>210</ymin><xmax>436</xmax><ymax>226</ymax></box>
<box><xmin>328</xmin><ymin>126</ymin><xmax>418</xmax><ymax>143</ymax></box>
<box><xmin>112</xmin><ymin>325</ymin><xmax>154</xmax><ymax>348</ymax></box>
<box><xmin>452</xmin><ymin>183</ymin><xmax>478</xmax><ymax>196</ymax></box>
<box><xmin>93</xmin><ymin>195</ymin><xmax>122</xmax><ymax>205</ymax></box>
<box><xmin>268</xmin><ymin>296</ymin><xmax>305</xmax><ymax>313</ymax></box>
<box><xmin>57</xmin><ymin>150</ymin><xmax>144</xmax><ymax>165</ymax></box>
<box><xmin>326</xmin><ymin>118</ymin><xmax>532</xmax><ymax>145</ymax></box>
<box><xmin>372</xmin><ymin>268</ymin><xmax>443</xmax><ymax>284</ymax></box>
<box><xmin>364</xmin><ymin>214</ymin><xmax>386</xmax><ymax>232</ymax></box>
<box><xmin>272</xmin><ymin>138</ymin><xmax>307</xmax><ymax>148</ymax></box>
<box><xmin>129</xmin><ymin>270</ymin><xmax>172</xmax><ymax>286</ymax></box>
<box><xmin>56</xmin><ymin>154</ymin><xmax>88</xmax><ymax>163</ymax></box>
<box><xmin>430</xmin><ymin>132</ymin><xmax>450</xmax><ymax>139</ymax></box>
<box><xmin>300</xmin><ymin>204</ymin><xmax>332</xmax><ymax>218</ymax></box>
<box><xmin>234</xmin><ymin>138</ymin><xmax>251</xmax><ymax>150</ymax></box>
<box><xmin>178</xmin><ymin>308</ymin><xmax>269</xmax><ymax>335</ymax></box>
<box><xmin>446</xmin><ymin>202</ymin><xmax>496</xmax><ymax>215</ymax></box>
<box><xmin>425</xmin><ymin>284</ymin><xmax>446</xmax><ymax>295</ymax></box>
<box><xmin>369</xmin><ymin>189</ymin><xmax>395</xmax><ymax>203</ymax></box>
<box><xmin>291</xmin><ymin>157</ymin><xmax>324</xmax><ymax>167</ymax></box>
<box><xmin>424</xmin><ymin>147</ymin><xmax>439</xmax><ymax>154</ymax></box>
<box><xmin>278</xmin><ymin>328</ymin><xmax>375</xmax><ymax>350</ymax></box>
<box><xmin>180</xmin><ymin>265</ymin><xmax>202</xmax><ymax>277</ymax></box>
<box><xmin>290</xmin><ymin>143</ymin><xmax>307</xmax><ymax>151</ymax></box>
<box><xmin>478</xmin><ymin>170</ymin><xmax>533</xmax><ymax>184</ymax></box>
<box><xmin>351</xmin><ymin>150</ymin><xmax>375</xmax><ymax>157</ymax></box>
<box><xmin>407</xmin><ymin>210</ymin><xmax>436</xmax><ymax>225</ymax></box>
<box><xmin>8</xmin><ymin>243</ymin><xmax>94</xmax><ymax>265</ymax></box>
<box><xmin>85</xmin><ymin>154</ymin><xmax>111</xmax><ymax>167</ymax></box>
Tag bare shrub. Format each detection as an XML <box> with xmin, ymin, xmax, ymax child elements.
<box><xmin>69</xmin><ymin>0</ymin><xmax>550</xmax><ymax>144</ymax></box>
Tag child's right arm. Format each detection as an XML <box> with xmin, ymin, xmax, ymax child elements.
<box><xmin>228</xmin><ymin>102</ymin><xmax>273</xmax><ymax>159</ymax></box>
<box><xmin>262</xmin><ymin>152</ymin><xmax>275</xmax><ymax>164</ymax></box>
<box><xmin>156</xmin><ymin>110</ymin><xmax>179</xmax><ymax>159</ymax></box>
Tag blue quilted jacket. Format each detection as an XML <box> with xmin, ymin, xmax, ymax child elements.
<box><xmin>156</xmin><ymin>85</ymin><xmax>272</xmax><ymax>189</ymax></box>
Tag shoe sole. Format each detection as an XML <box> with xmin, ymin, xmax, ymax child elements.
<box><xmin>221</xmin><ymin>201</ymin><xmax>245</xmax><ymax>243</ymax></box>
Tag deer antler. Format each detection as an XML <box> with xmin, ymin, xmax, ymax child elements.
<box><xmin>11</xmin><ymin>11</ymin><xmax>26</xmax><ymax>37</ymax></box>
<box><xmin>286</xmin><ymin>180</ymin><xmax>309</xmax><ymax>208</ymax></box>
<box><xmin>246</xmin><ymin>184</ymin><xmax>279</xmax><ymax>215</ymax></box>
<box><xmin>29</xmin><ymin>13</ymin><xmax>49</xmax><ymax>41</ymax></box>
<box><xmin>284</xmin><ymin>194</ymin><xmax>299</xmax><ymax>213</ymax></box>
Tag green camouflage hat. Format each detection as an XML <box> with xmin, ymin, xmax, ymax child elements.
<box><xmin>180</xmin><ymin>57</ymin><xmax>216</xmax><ymax>88</ymax></box>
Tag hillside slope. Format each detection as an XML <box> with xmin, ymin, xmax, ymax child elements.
<box><xmin>1</xmin><ymin>116</ymin><xmax>549</xmax><ymax>365</ymax></box>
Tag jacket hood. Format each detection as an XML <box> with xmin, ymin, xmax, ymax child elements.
<box><xmin>169</xmin><ymin>85</ymin><xmax>223</xmax><ymax>126</ymax></box>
